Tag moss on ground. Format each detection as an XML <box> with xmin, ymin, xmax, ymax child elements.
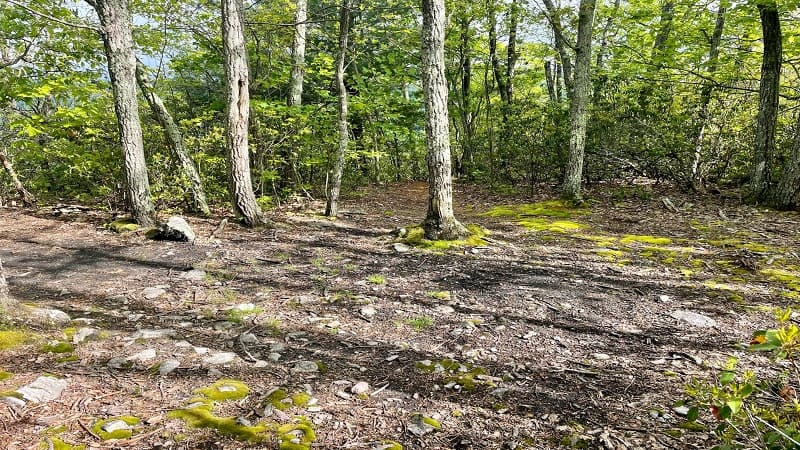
<box><xmin>107</xmin><ymin>218</ymin><xmax>139</xmax><ymax>233</ymax></box>
<box><xmin>518</xmin><ymin>219</ymin><xmax>587</xmax><ymax>233</ymax></box>
<box><xmin>168</xmin><ymin>407</ymin><xmax>267</xmax><ymax>443</ymax></box>
<box><xmin>40</xmin><ymin>341</ymin><xmax>74</xmax><ymax>354</ymax></box>
<box><xmin>415</xmin><ymin>359</ymin><xmax>494</xmax><ymax>391</ymax></box>
<box><xmin>594</xmin><ymin>249</ymin><xmax>625</xmax><ymax>261</ymax></box>
<box><xmin>91</xmin><ymin>416</ymin><xmax>139</xmax><ymax>440</ymax></box>
<box><xmin>195</xmin><ymin>379</ymin><xmax>250</xmax><ymax>401</ymax></box>
<box><xmin>400</xmin><ymin>224</ymin><xmax>489</xmax><ymax>251</ymax></box>
<box><xmin>620</xmin><ymin>235</ymin><xmax>672</xmax><ymax>246</ymax></box>
<box><xmin>0</xmin><ymin>329</ymin><xmax>35</xmax><ymax>350</ymax></box>
<box><xmin>40</xmin><ymin>438</ymin><xmax>86</xmax><ymax>450</ymax></box>
<box><xmin>484</xmin><ymin>200</ymin><xmax>588</xmax><ymax>219</ymax></box>
<box><xmin>276</xmin><ymin>418</ymin><xmax>316</xmax><ymax>450</ymax></box>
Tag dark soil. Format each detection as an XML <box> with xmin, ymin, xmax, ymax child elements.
<box><xmin>0</xmin><ymin>181</ymin><xmax>798</xmax><ymax>449</ymax></box>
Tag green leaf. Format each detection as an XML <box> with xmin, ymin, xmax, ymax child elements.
<box><xmin>725</xmin><ymin>400</ymin><xmax>743</xmax><ymax>415</ymax></box>
<box><xmin>719</xmin><ymin>371</ymin><xmax>735</xmax><ymax>386</ymax></box>
<box><xmin>687</xmin><ymin>406</ymin><xmax>699</xmax><ymax>422</ymax></box>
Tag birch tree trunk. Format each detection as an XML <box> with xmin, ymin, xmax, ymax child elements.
<box><xmin>750</xmin><ymin>0</ymin><xmax>781</xmax><ymax>202</ymax></box>
<box><xmin>222</xmin><ymin>0</ymin><xmax>265</xmax><ymax>226</ymax></box>
<box><xmin>88</xmin><ymin>0</ymin><xmax>155</xmax><ymax>227</ymax></box>
<box><xmin>325</xmin><ymin>0</ymin><xmax>350</xmax><ymax>218</ymax></box>
<box><xmin>542</xmin><ymin>0</ymin><xmax>573</xmax><ymax>99</ymax></box>
<box><xmin>0</xmin><ymin>149</ymin><xmax>35</xmax><ymax>206</ymax></box>
<box><xmin>561</xmin><ymin>0</ymin><xmax>597</xmax><ymax>201</ymax></box>
<box><xmin>288</xmin><ymin>0</ymin><xmax>307</xmax><ymax>107</ymax></box>
<box><xmin>0</xmin><ymin>258</ymin><xmax>13</xmax><ymax>319</ymax></box>
<box><xmin>544</xmin><ymin>61</ymin><xmax>557</xmax><ymax>103</ymax></box>
<box><xmin>422</xmin><ymin>0</ymin><xmax>468</xmax><ymax>240</ymax></box>
<box><xmin>135</xmin><ymin>62</ymin><xmax>210</xmax><ymax>216</ymax></box>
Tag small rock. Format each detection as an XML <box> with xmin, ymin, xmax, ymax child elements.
<box><xmin>436</xmin><ymin>305</ymin><xmax>455</xmax><ymax>314</ymax></box>
<box><xmin>254</xmin><ymin>360</ymin><xmax>268</xmax><ymax>368</ymax></box>
<box><xmin>270</xmin><ymin>343</ymin><xmax>286</xmax><ymax>352</ymax></box>
<box><xmin>142</xmin><ymin>287</ymin><xmax>166</xmax><ymax>300</ymax></box>
<box><xmin>351</xmin><ymin>381</ymin><xmax>370</xmax><ymax>395</ymax></box>
<box><xmin>2</xmin><ymin>396</ymin><xmax>26</xmax><ymax>408</ymax></box>
<box><xmin>158</xmin><ymin>359</ymin><xmax>180</xmax><ymax>376</ymax></box>
<box><xmin>293</xmin><ymin>361</ymin><xmax>319</xmax><ymax>373</ymax></box>
<box><xmin>269</xmin><ymin>352</ymin><xmax>282</xmax><ymax>361</ymax></box>
<box><xmin>131</xmin><ymin>329</ymin><xmax>177</xmax><ymax>340</ymax></box>
<box><xmin>193</xmin><ymin>346</ymin><xmax>209</xmax><ymax>355</ymax></box>
<box><xmin>17</xmin><ymin>376</ymin><xmax>69</xmax><ymax>403</ymax></box>
<box><xmin>392</xmin><ymin>243</ymin><xmax>411</xmax><ymax>253</ymax></box>
<box><xmin>239</xmin><ymin>333</ymin><xmax>258</xmax><ymax>344</ymax></box>
<box><xmin>127</xmin><ymin>313</ymin><xmax>144</xmax><ymax>322</ymax></box>
<box><xmin>673</xmin><ymin>405</ymin><xmax>690</xmax><ymax>416</ymax></box>
<box><xmin>385</xmin><ymin>354</ymin><xmax>399</xmax><ymax>362</ymax></box>
<box><xmin>408</xmin><ymin>414</ymin><xmax>439</xmax><ymax>436</ymax></box>
<box><xmin>233</xmin><ymin>303</ymin><xmax>257</xmax><ymax>312</ymax></box>
<box><xmin>592</xmin><ymin>353</ymin><xmax>611</xmax><ymax>361</ymax></box>
<box><xmin>208</xmin><ymin>368</ymin><xmax>224</xmax><ymax>377</ymax></box>
<box><xmin>25</xmin><ymin>307</ymin><xmax>70</xmax><ymax>326</ymax></box>
<box><xmin>127</xmin><ymin>348</ymin><xmax>157</xmax><ymax>362</ymax></box>
<box><xmin>101</xmin><ymin>419</ymin><xmax>132</xmax><ymax>434</ymax></box>
<box><xmin>73</xmin><ymin>327</ymin><xmax>98</xmax><ymax>344</ymax></box>
<box><xmin>335</xmin><ymin>391</ymin><xmax>351</xmax><ymax>399</ymax></box>
<box><xmin>658</xmin><ymin>294</ymin><xmax>671</xmax><ymax>302</ymax></box>
<box><xmin>107</xmin><ymin>358</ymin><xmax>131</xmax><ymax>370</ymax></box>
<box><xmin>670</xmin><ymin>310</ymin><xmax>716</xmax><ymax>328</ymax></box>
<box><xmin>150</xmin><ymin>216</ymin><xmax>196</xmax><ymax>242</ymax></box>
<box><xmin>181</xmin><ymin>269</ymin><xmax>207</xmax><ymax>281</ymax></box>
<box><xmin>202</xmin><ymin>352</ymin><xmax>238</xmax><ymax>365</ymax></box>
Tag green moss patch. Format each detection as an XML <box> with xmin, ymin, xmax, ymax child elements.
<box><xmin>0</xmin><ymin>329</ymin><xmax>35</xmax><ymax>351</ymax></box>
<box><xmin>195</xmin><ymin>379</ymin><xmax>250</xmax><ymax>401</ymax></box>
<box><xmin>707</xmin><ymin>238</ymin><xmax>772</xmax><ymax>253</ymax></box>
<box><xmin>107</xmin><ymin>218</ymin><xmax>139</xmax><ymax>233</ymax></box>
<box><xmin>594</xmin><ymin>249</ymin><xmax>625</xmax><ymax>261</ymax></box>
<box><xmin>575</xmin><ymin>234</ymin><xmax>618</xmax><ymax>247</ymax></box>
<box><xmin>484</xmin><ymin>200</ymin><xmax>588</xmax><ymax>219</ymax></box>
<box><xmin>518</xmin><ymin>219</ymin><xmax>587</xmax><ymax>233</ymax></box>
<box><xmin>376</xmin><ymin>441</ymin><xmax>403</xmax><ymax>450</ymax></box>
<box><xmin>168</xmin><ymin>406</ymin><xmax>267</xmax><ymax>443</ymax></box>
<box><xmin>91</xmin><ymin>416</ymin><xmax>139</xmax><ymax>440</ymax></box>
<box><xmin>761</xmin><ymin>268</ymin><xmax>800</xmax><ymax>292</ymax></box>
<box><xmin>399</xmin><ymin>224</ymin><xmax>489</xmax><ymax>251</ymax></box>
<box><xmin>40</xmin><ymin>438</ymin><xmax>86</xmax><ymax>450</ymax></box>
<box><xmin>276</xmin><ymin>418</ymin><xmax>316</xmax><ymax>450</ymax></box>
<box><xmin>40</xmin><ymin>341</ymin><xmax>74</xmax><ymax>354</ymax></box>
<box><xmin>0</xmin><ymin>370</ymin><xmax>12</xmax><ymax>381</ymax></box>
<box><xmin>619</xmin><ymin>235</ymin><xmax>672</xmax><ymax>246</ymax></box>
<box><xmin>415</xmin><ymin>359</ymin><xmax>495</xmax><ymax>392</ymax></box>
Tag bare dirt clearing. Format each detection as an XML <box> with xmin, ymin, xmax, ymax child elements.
<box><xmin>0</xmin><ymin>182</ymin><xmax>798</xmax><ymax>449</ymax></box>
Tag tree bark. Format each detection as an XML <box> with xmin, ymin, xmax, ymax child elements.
<box><xmin>750</xmin><ymin>1</ymin><xmax>781</xmax><ymax>202</ymax></box>
<box><xmin>542</xmin><ymin>0</ymin><xmax>573</xmax><ymax>99</ymax></box>
<box><xmin>561</xmin><ymin>0</ymin><xmax>596</xmax><ymax>201</ymax></box>
<box><xmin>487</xmin><ymin>0</ymin><xmax>507</xmax><ymax>105</ymax></box>
<box><xmin>690</xmin><ymin>6</ymin><xmax>725</xmax><ymax>190</ymax></box>
<box><xmin>544</xmin><ymin>60</ymin><xmax>558</xmax><ymax>103</ymax></box>
<box><xmin>505</xmin><ymin>0</ymin><xmax>518</xmax><ymax>104</ymax></box>
<box><xmin>135</xmin><ymin>61</ymin><xmax>210</xmax><ymax>216</ymax></box>
<box><xmin>288</xmin><ymin>0</ymin><xmax>307</xmax><ymax>107</ymax></box>
<box><xmin>89</xmin><ymin>0</ymin><xmax>155</xmax><ymax>227</ymax></box>
<box><xmin>325</xmin><ymin>0</ymin><xmax>350</xmax><ymax>218</ymax></box>
<box><xmin>0</xmin><ymin>258</ymin><xmax>11</xmax><ymax>316</ymax></box>
<box><xmin>0</xmin><ymin>149</ymin><xmax>36</xmax><ymax>206</ymax></box>
<box><xmin>422</xmin><ymin>0</ymin><xmax>467</xmax><ymax>240</ymax></box>
<box><xmin>771</xmin><ymin>112</ymin><xmax>800</xmax><ymax>210</ymax></box>
<box><xmin>222</xmin><ymin>0</ymin><xmax>265</xmax><ymax>226</ymax></box>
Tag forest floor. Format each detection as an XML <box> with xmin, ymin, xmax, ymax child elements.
<box><xmin>0</xmin><ymin>181</ymin><xmax>799</xmax><ymax>450</ymax></box>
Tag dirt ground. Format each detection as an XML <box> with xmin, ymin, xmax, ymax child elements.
<box><xmin>0</xmin><ymin>181</ymin><xmax>798</xmax><ymax>449</ymax></box>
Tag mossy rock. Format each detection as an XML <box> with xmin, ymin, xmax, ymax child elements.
<box><xmin>376</xmin><ymin>441</ymin><xmax>403</xmax><ymax>450</ymax></box>
<box><xmin>195</xmin><ymin>379</ymin><xmax>250</xmax><ymax>401</ymax></box>
<box><xmin>40</xmin><ymin>437</ymin><xmax>86</xmax><ymax>450</ymax></box>
<box><xmin>265</xmin><ymin>388</ymin><xmax>291</xmax><ymax>411</ymax></box>
<box><xmin>107</xmin><ymin>218</ymin><xmax>139</xmax><ymax>233</ymax></box>
<box><xmin>40</xmin><ymin>341</ymin><xmax>74</xmax><ymax>354</ymax></box>
<box><xmin>276</xmin><ymin>418</ymin><xmax>316</xmax><ymax>450</ymax></box>
<box><xmin>91</xmin><ymin>416</ymin><xmax>139</xmax><ymax>440</ymax></box>
<box><xmin>168</xmin><ymin>407</ymin><xmax>267</xmax><ymax>442</ymax></box>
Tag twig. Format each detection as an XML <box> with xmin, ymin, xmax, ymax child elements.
<box><xmin>78</xmin><ymin>418</ymin><xmax>102</xmax><ymax>440</ymax></box>
<box><xmin>370</xmin><ymin>382</ymin><xmax>390</xmax><ymax>397</ymax></box>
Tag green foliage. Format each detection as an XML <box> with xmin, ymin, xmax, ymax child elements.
<box><xmin>405</xmin><ymin>316</ymin><xmax>434</xmax><ymax>331</ymax></box>
<box><xmin>684</xmin><ymin>308</ymin><xmax>800</xmax><ymax>449</ymax></box>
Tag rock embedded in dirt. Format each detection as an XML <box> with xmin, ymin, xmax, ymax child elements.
<box><xmin>16</xmin><ymin>376</ymin><xmax>69</xmax><ymax>403</ymax></box>
<box><xmin>670</xmin><ymin>310</ymin><xmax>717</xmax><ymax>328</ymax></box>
<box><xmin>351</xmin><ymin>381</ymin><xmax>370</xmax><ymax>395</ymax></box>
<box><xmin>130</xmin><ymin>329</ymin><xmax>177</xmax><ymax>340</ymax></box>
<box><xmin>202</xmin><ymin>352</ymin><xmax>238</xmax><ymax>365</ymax></box>
<box><xmin>73</xmin><ymin>327</ymin><xmax>99</xmax><ymax>344</ymax></box>
<box><xmin>127</xmin><ymin>348</ymin><xmax>157</xmax><ymax>362</ymax></box>
<box><xmin>360</xmin><ymin>305</ymin><xmax>377</xmax><ymax>319</ymax></box>
<box><xmin>293</xmin><ymin>360</ymin><xmax>320</xmax><ymax>373</ymax></box>
<box><xmin>180</xmin><ymin>269</ymin><xmax>206</xmax><ymax>281</ymax></box>
<box><xmin>142</xmin><ymin>286</ymin><xmax>167</xmax><ymax>300</ymax></box>
<box><xmin>158</xmin><ymin>359</ymin><xmax>180</xmax><ymax>376</ymax></box>
<box><xmin>392</xmin><ymin>243</ymin><xmax>411</xmax><ymax>253</ymax></box>
<box><xmin>239</xmin><ymin>332</ymin><xmax>258</xmax><ymax>344</ymax></box>
<box><xmin>101</xmin><ymin>419</ymin><xmax>132</xmax><ymax>434</ymax></box>
<box><xmin>149</xmin><ymin>216</ymin><xmax>196</xmax><ymax>242</ymax></box>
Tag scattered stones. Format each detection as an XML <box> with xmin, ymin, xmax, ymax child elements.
<box><xmin>73</xmin><ymin>327</ymin><xmax>99</xmax><ymax>344</ymax></box>
<box><xmin>142</xmin><ymin>287</ymin><xmax>167</xmax><ymax>300</ymax></box>
<box><xmin>127</xmin><ymin>348</ymin><xmax>157</xmax><ymax>362</ymax></box>
<box><xmin>107</xmin><ymin>358</ymin><xmax>132</xmax><ymax>370</ymax></box>
<box><xmin>202</xmin><ymin>352</ymin><xmax>238</xmax><ymax>365</ymax></box>
<box><xmin>293</xmin><ymin>361</ymin><xmax>320</xmax><ymax>373</ymax></box>
<box><xmin>180</xmin><ymin>269</ymin><xmax>206</xmax><ymax>281</ymax></box>
<box><xmin>149</xmin><ymin>216</ymin><xmax>195</xmax><ymax>242</ymax></box>
<box><xmin>16</xmin><ymin>376</ymin><xmax>69</xmax><ymax>403</ymax></box>
<box><xmin>25</xmin><ymin>307</ymin><xmax>70</xmax><ymax>327</ymax></box>
<box><xmin>670</xmin><ymin>310</ymin><xmax>716</xmax><ymax>328</ymax></box>
<box><xmin>158</xmin><ymin>359</ymin><xmax>181</xmax><ymax>376</ymax></box>
<box><xmin>359</xmin><ymin>305</ymin><xmax>377</xmax><ymax>319</ymax></box>
<box><xmin>351</xmin><ymin>381</ymin><xmax>370</xmax><ymax>395</ymax></box>
<box><xmin>392</xmin><ymin>243</ymin><xmax>411</xmax><ymax>253</ymax></box>
<box><xmin>130</xmin><ymin>329</ymin><xmax>177</xmax><ymax>340</ymax></box>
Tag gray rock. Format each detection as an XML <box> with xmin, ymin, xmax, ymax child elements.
<box><xmin>127</xmin><ymin>348</ymin><xmax>157</xmax><ymax>362</ymax></box>
<box><xmin>181</xmin><ymin>269</ymin><xmax>207</xmax><ymax>281</ymax></box>
<box><xmin>142</xmin><ymin>287</ymin><xmax>166</xmax><ymax>300</ymax></box>
<box><xmin>292</xmin><ymin>360</ymin><xmax>319</xmax><ymax>373</ymax></box>
<box><xmin>25</xmin><ymin>307</ymin><xmax>71</xmax><ymax>326</ymax></box>
<box><xmin>17</xmin><ymin>376</ymin><xmax>69</xmax><ymax>403</ymax></box>
<box><xmin>239</xmin><ymin>332</ymin><xmax>258</xmax><ymax>344</ymax></box>
<box><xmin>107</xmin><ymin>358</ymin><xmax>131</xmax><ymax>370</ymax></box>
<box><xmin>269</xmin><ymin>352</ymin><xmax>282</xmax><ymax>361</ymax></box>
<box><xmin>360</xmin><ymin>305</ymin><xmax>377</xmax><ymax>318</ymax></box>
<box><xmin>670</xmin><ymin>310</ymin><xmax>716</xmax><ymax>328</ymax></box>
<box><xmin>392</xmin><ymin>243</ymin><xmax>411</xmax><ymax>253</ymax></box>
<box><xmin>101</xmin><ymin>419</ymin><xmax>132</xmax><ymax>434</ymax></box>
<box><xmin>202</xmin><ymin>352</ymin><xmax>238</xmax><ymax>365</ymax></box>
<box><xmin>159</xmin><ymin>359</ymin><xmax>181</xmax><ymax>376</ymax></box>
<box><xmin>131</xmin><ymin>329</ymin><xmax>177</xmax><ymax>340</ymax></box>
<box><xmin>73</xmin><ymin>327</ymin><xmax>99</xmax><ymax>344</ymax></box>
<box><xmin>407</xmin><ymin>414</ymin><xmax>439</xmax><ymax>436</ymax></box>
<box><xmin>254</xmin><ymin>360</ymin><xmax>268</xmax><ymax>368</ymax></box>
<box><xmin>151</xmin><ymin>216</ymin><xmax>195</xmax><ymax>242</ymax></box>
<box><xmin>351</xmin><ymin>381</ymin><xmax>370</xmax><ymax>395</ymax></box>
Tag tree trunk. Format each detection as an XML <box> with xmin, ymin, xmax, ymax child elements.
<box><xmin>542</xmin><ymin>0</ymin><xmax>573</xmax><ymax>99</ymax></box>
<box><xmin>457</xmin><ymin>15</ymin><xmax>473</xmax><ymax>177</ymax></box>
<box><xmin>750</xmin><ymin>1</ymin><xmax>781</xmax><ymax>202</ymax></box>
<box><xmin>89</xmin><ymin>0</ymin><xmax>155</xmax><ymax>227</ymax></box>
<box><xmin>135</xmin><ymin>62</ymin><xmax>210</xmax><ymax>216</ymax></box>
<box><xmin>222</xmin><ymin>0</ymin><xmax>265</xmax><ymax>226</ymax></box>
<box><xmin>690</xmin><ymin>6</ymin><xmax>725</xmax><ymax>190</ymax></box>
<box><xmin>487</xmin><ymin>0</ymin><xmax>507</xmax><ymax>106</ymax></box>
<box><xmin>544</xmin><ymin>60</ymin><xmax>558</xmax><ymax>103</ymax></box>
<box><xmin>561</xmin><ymin>0</ymin><xmax>597</xmax><ymax>201</ymax></box>
<box><xmin>651</xmin><ymin>1</ymin><xmax>675</xmax><ymax>66</ymax></box>
<box><xmin>0</xmin><ymin>149</ymin><xmax>35</xmax><ymax>206</ymax></box>
<box><xmin>325</xmin><ymin>0</ymin><xmax>350</xmax><ymax>218</ymax></box>
<box><xmin>505</xmin><ymin>0</ymin><xmax>518</xmax><ymax>104</ymax></box>
<box><xmin>0</xmin><ymin>258</ymin><xmax>11</xmax><ymax>316</ymax></box>
<box><xmin>771</xmin><ymin>112</ymin><xmax>800</xmax><ymax>209</ymax></box>
<box><xmin>596</xmin><ymin>0</ymin><xmax>620</xmax><ymax>69</ymax></box>
<box><xmin>288</xmin><ymin>0</ymin><xmax>307</xmax><ymax>107</ymax></box>
<box><xmin>422</xmin><ymin>0</ymin><xmax>468</xmax><ymax>240</ymax></box>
